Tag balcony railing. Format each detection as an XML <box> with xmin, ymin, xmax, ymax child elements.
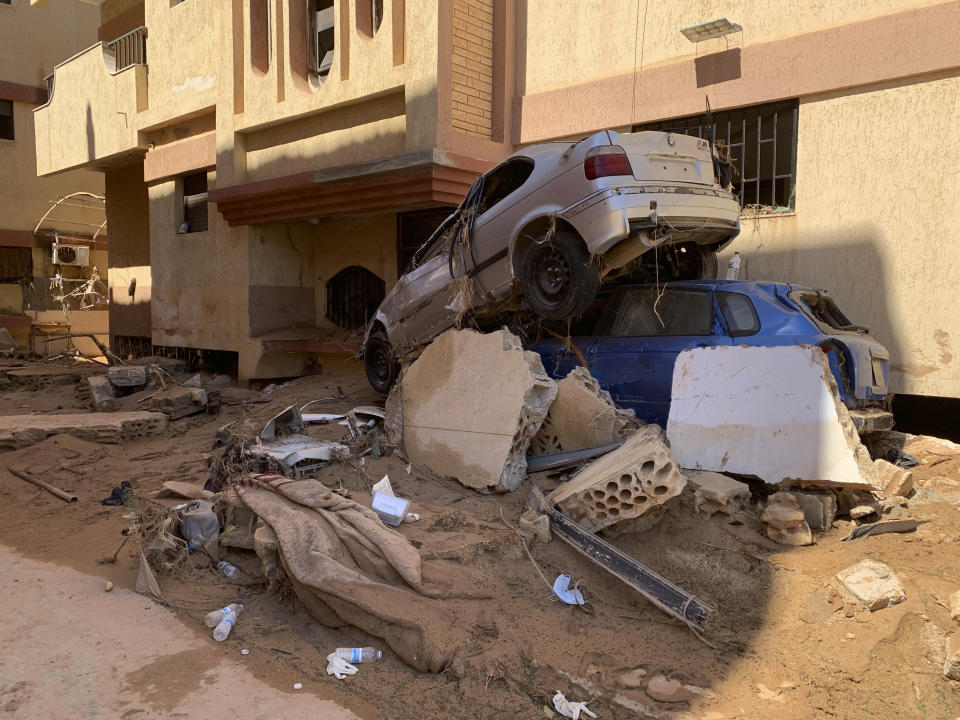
<box><xmin>107</xmin><ymin>26</ymin><xmax>147</xmax><ymax>72</ymax></box>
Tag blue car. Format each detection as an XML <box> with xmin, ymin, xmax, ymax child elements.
<box><xmin>533</xmin><ymin>280</ymin><xmax>892</xmax><ymax>431</ymax></box>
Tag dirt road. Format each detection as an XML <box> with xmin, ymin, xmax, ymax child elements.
<box><xmin>0</xmin><ymin>543</ymin><xmax>359</xmax><ymax>719</ymax></box>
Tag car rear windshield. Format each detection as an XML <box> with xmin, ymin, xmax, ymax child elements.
<box><xmin>790</xmin><ymin>290</ymin><xmax>858</xmax><ymax>331</ymax></box>
<box><xmin>717</xmin><ymin>291</ymin><xmax>760</xmax><ymax>336</ymax></box>
<box><xmin>610</xmin><ymin>289</ymin><xmax>714</xmax><ymax>336</ymax></box>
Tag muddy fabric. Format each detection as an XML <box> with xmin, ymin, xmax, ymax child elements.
<box><xmin>236</xmin><ymin>474</ymin><xmax>476</xmax><ymax>672</ymax></box>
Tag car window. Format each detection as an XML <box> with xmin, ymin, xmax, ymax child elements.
<box><xmin>790</xmin><ymin>290</ymin><xmax>855</xmax><ymax>330</ymax></box>
<box><xmin>409</xmin><ymin>218</ymin><xmax>455</xmax><ymax>269</ymax></box>
<box><xmin>610</xmin><ymin>289</ymin><xmax>714</xmax><ymax>336</ymax></box>
<box><xmin>717</xmin><ymin>292</ymin><xmax>760</xmax><ymax>336</ymax></box>
<box><xmin>479</xmin><ymin>158</ymin><xmax>534</xmax><ymax>214</ymax></box>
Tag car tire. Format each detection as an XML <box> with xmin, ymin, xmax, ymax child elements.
<box><xmin>699</xmin><ymin>247</ymin><xmax>719</xmax><ymax>279</ymax></box>
<box><xmin>519</xmin><ymin>230</ymin><xmax>599</xmax><ymax>320</ymax></box>
<box><xmin>364</xmin><ymin>330</ymin><xmax>399</xmax><ymax>394</ymax></box>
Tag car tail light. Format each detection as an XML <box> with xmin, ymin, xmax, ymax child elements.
<box><xmin>584</xmin><ymin>146</ymin><xmax>632</xmax><ymax>180</ymax></box>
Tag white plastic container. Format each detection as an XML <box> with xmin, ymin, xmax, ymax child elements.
<box><xmin>725</xmin><ymin>251</ymin><xmax>742</xmax><ymax>280</ymax></box>
<box><xmin>371</xmin><ymin>492</ymin><xmax>409</xmax><ymax>526</ymax></box>
<box><xmin>205</xmin><ymin>603</ymin><xmax>243</xmax><ymax>628</ymax></box>
<box><xmin>212</xmin><ymin>604</ymin><xmax>243</xmax><ymax>641</ymax></box>
<box><xmin>217</xmin><ymin>561</ymin><xmax>240</xmax><ymax>580</ymax></box>
<box><xmin>334</xmin><ymin>647</ymin><xmax>383</xmax><ymax>663</ymax></box>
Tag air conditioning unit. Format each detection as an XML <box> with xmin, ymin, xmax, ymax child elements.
<box><xmin>52</xmin><ymin>243</ymin><xmax>90</xmax><ymax>267</ymax></box>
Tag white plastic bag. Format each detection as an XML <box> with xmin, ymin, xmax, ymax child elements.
<box><xmin>552</xmin><ymin>691</ymin><xmax>597</xmax><ymax>719</ymax></box>
<box><xmin>326</xmin><ymin>652</ymin><xmax>359</xmax><ymax>680</ymax></box>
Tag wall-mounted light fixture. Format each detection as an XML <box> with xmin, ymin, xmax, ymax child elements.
<box><xmin>681</xmin><ymin>18</ymin><xmax>742</xmax><ymax>43</ymax></box>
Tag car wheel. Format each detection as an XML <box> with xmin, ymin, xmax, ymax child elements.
<box><xmin>364</xmin><ymin>330</ymin><xmax>399</xmax><ymax>394</ymax></box>
<box><xmin>699</xmin><ymin>247</ymin><xmax>719</xmax><ymax>279</ymax></box>
<box><xmin>520</xmin><ymin>231</ymin><xmax>599</xmax><ymax>320</ymax></box>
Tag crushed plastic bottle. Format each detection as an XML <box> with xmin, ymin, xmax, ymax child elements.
<box><xmin>217</xmin><ymin>561</ymin><xmax>240</xmax><ymax>580</ymax></box>
<box><xmin>212</xmin><ymin>603</ymin><xmax>243</xmax><ymax>641</ymax></box>
<box><xmin>334</xmin><ymin>647</ymin><xmax>382</xmax><ymax>663</ymax></box>
<box><xmin>205</xmin><ymin>603</ymin><xmax>243</xmax><ymax>628</ymax></box>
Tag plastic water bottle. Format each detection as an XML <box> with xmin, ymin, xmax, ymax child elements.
<box><xmin>212</xmin><ymin>604</ymin><xmax>243</xmax><ymax>642</ymax></box>
<box><xmin>725</xmin><ymin>251</ymin><xmax>742</xmax><ymax>280</ymax></box>
<box><xmin>335</xmin><ymin>647</ymin><xmax>382</xmax><ymax>663</ymax></box>
<box><xmin>205</xmin><ymin>603</ymin><xmax>243</xmax><ymax>628</ymax></box>
<box><xmin>217</xmin><ymin>561</ymin><xmax>240</xmax><ymax>580</ymax></box>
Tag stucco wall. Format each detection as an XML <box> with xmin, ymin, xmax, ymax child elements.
<box><xmin>717</xmin><ymin>74</ymin><xmax>960</xmax><ymax>397</ymax></box>
<box><xmin>106</xmin><ymin>162</ymin><xmax>151</xmax><ymax>339</ymax></box>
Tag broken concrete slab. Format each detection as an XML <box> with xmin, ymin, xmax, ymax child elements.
<box><xmin>531</xmin><ymin>366</ymin><xmax>637</xmax><ymax>454</ymax></box>
<box><xmin>0</xmin><ymin>412</ymin><xmax>167</xmax><ymax>451</ymax></box>
<box><xmin>396</xmin><ymin>328</ymin><xmax>556</xmax><ymax>493</ymax></box>
<box><xmin>106</xmin><ymin>365</ymin><xmax>148</xmax><ymax>388</ymax></box>
<box><xmin>875</xmin><ymin>458</ymin><xmax>914</xmax><ymax>498</ymax></box>
<box><xmin>836</xmin><ymin>559</ymin><xmax>905</xmax><ymax>611</ymax></box>
<box><xmin>87</xmin><ymin>375</ymin><xmax>118</xmax><ymax>412</ymax></box>
<box><xmin>789</xmin><ymin>490</ymin><xmax>837</xmax><ymax>532</ymax></box>
<box><xmin>548</xmin><ymin>425</ymin><xmax>685</xmax><ymax>532</ymax></box>
<box><xmin>761</xmin><ymin>492</ymin><xmax>813</xmax><ymax>546</ymax></box>
<box><xmin>666</xmin><ymin>346</ymin><xmax>880</xmax><ymax>489</ymax></box>
<box><xmin>150</xmin><ymin>385</ymin><xmax>208</xmax><ymax>420</ymax></box>
<box><xmin>946</xmin><ymin>636</ymin><xmax>960</xmax><ymax>681</ymax></box>
<box><xmin>685</xmin><ymin>469</ymin><xmax>749</xmax><ymax>520</ymax></box>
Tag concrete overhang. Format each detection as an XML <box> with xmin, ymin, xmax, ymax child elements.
<box><xmin>209</xmin><ymin>149</ymin><xmax>493</xmax><ymax>226</ymax></box>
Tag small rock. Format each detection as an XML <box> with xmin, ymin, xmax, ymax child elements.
<box><xmin>686</xmin><ymin>470</ymin><xmax>750</xmax><ymax>520</ymax></box>
<box><xmin>104</xmin><ymin>580</ymin><xmax>114</xmax><ymax>592</ymax></box>
<box><xmin>646</xmin><ymin>675</ymin><xmax>714</xmax><ymax>703</ymax></box>
<box><xmin>945</xmin><ymin>636</ymin><xmax>960</xmax><ymax>681</ymax></box>
<box><xmin>875</xmin><ymin>458</ymin><xmax>914</xmax><ymax>498</ymax></box>
<box><xmin>756</xmin><ymin>683</ymin><xmax>785</xmax><ymax>702</ymax></box>
<box><xmin>800</xmin><ymin>586</ymin><xmax>843</xmax><ymax>624</ymax></box>
<box><xmin>542</xmin><ymin>705</ymin><xmax>554</xmax><ymax>717</ymax></box>
<box><xmin>950</xmin><ymin>590</ymin><xmax>960</xmax><ymax>625</ymax></box>
<box><xmin>837</xmin><ymin>559</ymin><xmax>906</xmax><ymax>611</ymax></box>
<box><xmin>517</xmin><ymin>509</ymin><xmax>551</xmax><ymax>543</ymax></box>
<box><xmin>615</xmin><ymin>668</ymin><xmax>648</xmax><ymax>689</ymax></box>
<box><xmin>849</xmin><ymin>505</ymin><xmax>877</xmax><ymax>519</ymax></box>
<box><xmin>855</xmin><ymin>610</ymin><xmax>872</xmax><ymax>623</ymax></box>
<box><xmin>846</xmin><ymin>633</ymin><xmax>855</xmax><ymax>639</ymax></box>
<box><xmin>789</xmin><ymin>490</ymin><xmax>837</xmax><ymax>532</ymax></box>
<box><xmin>843</xmin><ymin>602</ymin><xmax>858</xmax><ymax>618</ymax></box>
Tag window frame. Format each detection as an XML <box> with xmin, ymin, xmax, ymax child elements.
<box><xmin>309</xmin><ymin>0</ymin><xmax>335</xmax><ymax>79</ymax></box>
<box><xmin>0</xmin><ymin>99</ymin><xmax>14</xmax><ymax>141</ymax></box>
<box><xmin>477</xmin><ymin>157</ymin><xmax>535</xmax><ymax>217</ymax></box>
<box><xmin>180</xmin><ymin>171</ymin><xmax>209</xmax><ymax>234</ymax></box>
<box><xmin>716</xmin><ymin>291</ymin><xmax>761</xmax><ymax>337</ymax></box>
<box><xmin>633</xmin><ymin>99</ymin><xmax>798</xmax><ymax>212</ymax></box>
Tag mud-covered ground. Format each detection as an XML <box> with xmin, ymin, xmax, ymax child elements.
<box><xmin>0</xmin><ymin>357</ymin><xmax>958</xmax><ymax>719</ymax></box>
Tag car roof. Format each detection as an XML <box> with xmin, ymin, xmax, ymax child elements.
<box><xmin>609</xmin><ymin>279</ymin><xmax>804</xmax><ymax>293</ymax></box>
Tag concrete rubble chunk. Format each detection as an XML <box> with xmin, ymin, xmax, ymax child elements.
<box><xmin>949</xmin><ymin>590</ymin><xmax>960</xmax><ymax>625</ymax></box>
<box><xmin>836</xmin><ymin>559</ymin><xmax>905</xmax><ymax>611</ymax></box>
<box><xmin>395</xmin><ymin>328</ymin><xmax>557</xmax><ymax>493</ymax></box>
<box><xmin>849</xmin><ymin>504</ymin><xmax>877</xmax><ymax>519</ymax></box>
<box><xmin>106</xmin><ymin>365</ymin><xmax>149</xmax><ymax>388</ymax></box>
<box><xmin>151</xmin><ymin>385</ymin><xmax>208</xmax><ymax>420</ymax></box>
<box><xmin>789</xmin><ymin>490</ymin><xmax>837</xmax><ymax>532</ymax></box>
<box><xmin>645</xmin><ymin>675</ymin><xmax>715</xmax><ymax>703</ymax></box>
<box><xmin>761</xmin><ymin>492</ymin><xmax>813</xmax><ymax>546</ymax></box>
<box><xmin>874</xmin><ymin>458</ymin><xmax>914</xmax><ymax>498</ymax></box>
<box><xmin>548</xmin><ymin>425</ymin><xmax>685</xmax><ymax>532</ymax></box>
<box><xmin>530</xmin><ymin>366</ymin><xmax>638</xmax><ymax>454</ymax></box>
<box><xmin>685</xmin><ymin>469</ymin><xmax>750</xmax><ymax>520</ymax></box>
<box><xmin>87</xmin><ymin>375</ymin><xmax>118</xmax><ymax>412</ymax></box>
<box><xmin>0</xmin><ymin>412</ymin><xmax>167</xmax><ymax>451</ymax></box>
<box><xmin>666</xmin><ymin>346</ymin><xmax>880</xmax><ymax>488</ymax></box>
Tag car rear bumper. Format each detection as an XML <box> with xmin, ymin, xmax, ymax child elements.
<box><xmin>561</xmin><ymin>185</ymin><xmax>741</xmax><ymax>255</ymax></box>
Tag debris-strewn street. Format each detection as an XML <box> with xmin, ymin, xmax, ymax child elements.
<box><xmin>1</xmin><ymin>354</ymin><xmax>958</xmax><ymax>719</ymax></box>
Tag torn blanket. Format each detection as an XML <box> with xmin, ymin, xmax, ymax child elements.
<box><xmin>236</xmin><ymin>473</ymin><xmax>480</xmax><ymax>672</ymax></box>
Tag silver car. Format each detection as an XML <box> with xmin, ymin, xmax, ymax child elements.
<box><xmin>364</xmin><ymin>129</ymin><xmax>741</xmax><ymax>392</ymax></box>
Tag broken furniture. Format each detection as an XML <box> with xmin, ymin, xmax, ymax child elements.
<box><xmin>547</xmin><ymin>426</ymin><xmax>685</xmax><ymax>532</ymax></box>
<box><xmin>391</xmin><ymin>328</ymin><xmax>557</xmax><ymax>492</ymax></box>
<box><xmin>527</xmin><ymin>485</ymin><xmax>712</xmax><ymax>631</ymax></box>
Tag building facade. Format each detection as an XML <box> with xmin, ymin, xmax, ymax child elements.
<box><xmin>32</xmin><ymin>0</ymin><xmax>960</xmax><ymax>397</ymax></box>
<box><xmin>1</xmin><ymin>0</ymin><xmax>107</xmax><ymax>356</ymax></box>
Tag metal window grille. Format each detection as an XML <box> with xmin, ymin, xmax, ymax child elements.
<box><xmin>0</xmin><ymin>99</ymin><xmax>13</xmax><ymax>141</ymax></box>
<box><xmin>182</xmin><ymin>172</ymin><xmax>209</xmax><ymax>233</ymax></box>
<box><xmin>107</xmin><ymin>26</ymin><xmax>148</xmax><ymax>72</ymax></box>
<box><xmin>633</xmin><ymin>99</ymin><xmax>798</xmax><ymax>211</ymax></box>
<box><xmin>326</xmin><ymin>266</ymin><xmax>385</xmax><ymax>329</ymax></box>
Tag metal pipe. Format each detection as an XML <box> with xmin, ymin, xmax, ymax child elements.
<box><xmin>9</xmin><ymin>467</ymin><xmax>77</xmax><ymax>503</ymax></box>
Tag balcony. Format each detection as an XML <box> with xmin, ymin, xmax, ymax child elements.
<box><xmin>34</xmin><ymin>27</ymin><xmax>149</xmax><ymax>176</ymax></box>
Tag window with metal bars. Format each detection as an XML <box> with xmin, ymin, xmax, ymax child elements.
<box><xmin>633</xmin><ymin>99</ymin><xmax>798</xmax><ymax>212</ymax></box>
<box><xmin>326</xmin><ymin>266</ymin><xmax>385</xmax><ymax>329</ymax></box>
<box><xmin>0</xmin><ymin>247</ymin><xmax>32</xmax><ymax>283</ymax></box>
<box><xmin>181</xmin><ymin>172</ymin><xmax>208</xmax><ymax>233</ymax></box>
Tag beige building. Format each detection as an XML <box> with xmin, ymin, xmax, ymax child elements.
<box><xmin>1</xmin><ymin>0</ymin><xmax>107</xmax><ymax>355</ymax></box>
<box><xmin>31</xmin><ymin>0</ymin><xmax>960</xmax><ymax>398</ymax></box>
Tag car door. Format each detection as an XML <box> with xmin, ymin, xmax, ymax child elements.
<box><xmin>586</xmin><ymin>287</ymin><xmax>732</xmax><ymax>425</ymax></box>
<box><xmin>388</xmin><ymin>220</ymin><xmax>458</xmax><ymax>346</ymax></box>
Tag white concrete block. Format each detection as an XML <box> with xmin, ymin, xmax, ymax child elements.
<box><xmin>666</xmin><ymin>346</ymin><xmax>879</xmax><ymax>488</ymax></box>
